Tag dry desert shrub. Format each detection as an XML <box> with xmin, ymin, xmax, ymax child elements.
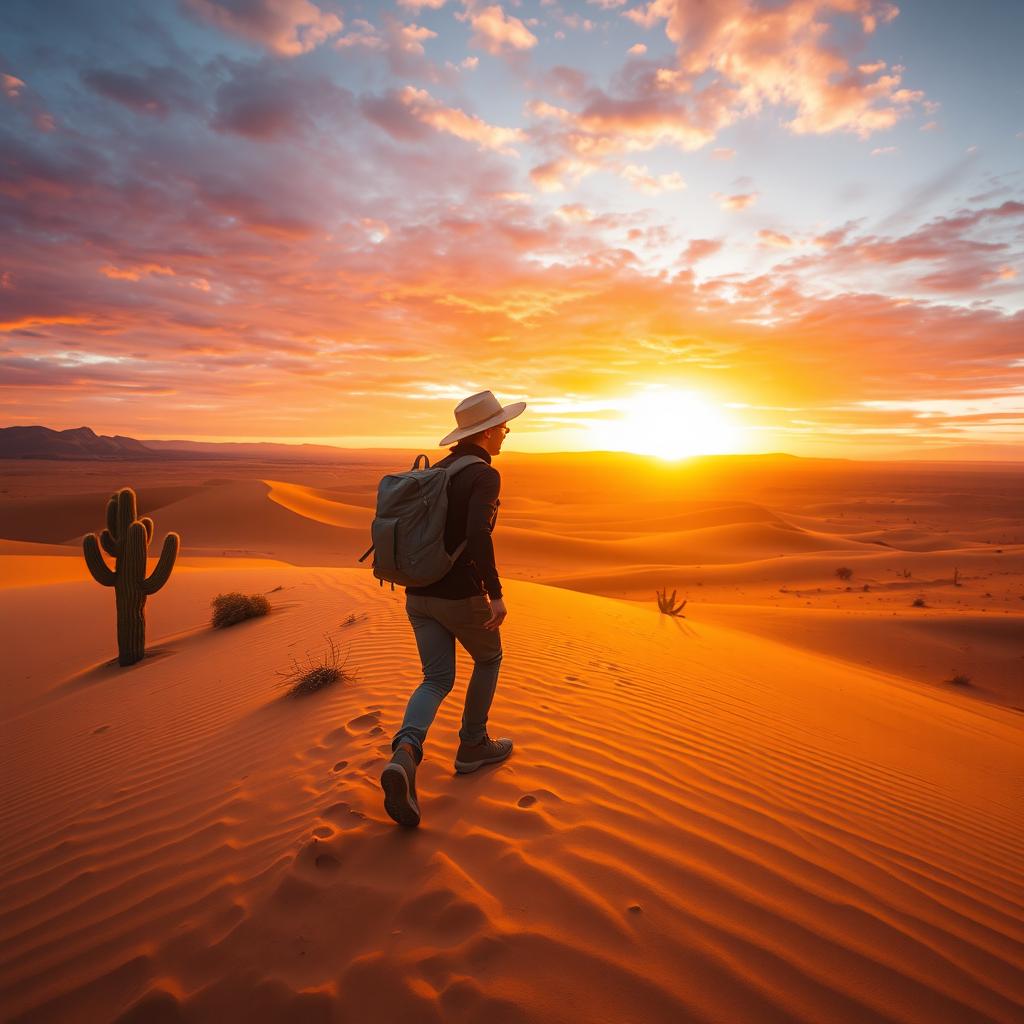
<box><xmin>911</xmin><ymin>597</ymin><xmax>927</xmax><ymax>608</ymax></box>
<box><xmin>947</xmin><ymin>673</ymin><xmax>971</xmax><ymax>687</ymax></box>
<box><xmin>656</xmin><ymin>588</ymin><xmax>687</xmax><ymax>616</ymax></box>
<box><xmin>278</xmin><ymin>635</ymin><xmax>355</xmax><ymax>698</ymax></box>
<box><xmin>211</xmin><ymin>592</ymin><xmax>271</xmax><ymax>629</ymax></box>
<box><xmin>835</xmin><ymin>566</ymin><xmax>853</xmax><ymax>581</ymax></box>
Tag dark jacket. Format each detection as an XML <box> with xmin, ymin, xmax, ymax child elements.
<box><xmin>405</xmin><ymin>442</ymin><xmax>503</xmax><ymax>600</ymax></box>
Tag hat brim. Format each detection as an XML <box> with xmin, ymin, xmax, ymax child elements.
<box><xmin>438</xmin><ymin>401</ymin><xmax>526</xmax><ymax>447</ymax></box>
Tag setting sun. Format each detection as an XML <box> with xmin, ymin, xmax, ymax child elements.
<box><xmin>587</xmin><ymin>388</ymin><xmax>744</xmax><ymax>460</ymax></box>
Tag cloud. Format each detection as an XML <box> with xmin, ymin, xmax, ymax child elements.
<box><xmin>80</xmin><ymin>66</ymin><xmax>199</xmax><ymax>117</ymax></box>
<box><xmin>397</xmin><ymin>0</ymin><xmax>447</xmax><ymax>9</ymax></box>
<box><xmin>334</xmin><ymin>19</ymin><xmax>386</xmax><ymax>50</ymax></box>
<box><xmin>2</xmin><ymin>74</ymin><xmax>25</xmax><ymax>99</ymax></box>
<box><xmin>466</xmin><ymin>4</ymin><xmax>539</xmax><ymax>55</ymax></box>
<box><xmin>758</xmin><ymin>229</ymin><xmax>793</xmax><ymax>248</ymax></box>
<box><xmin>622</xmin><ymin>163</ymin><xmax>685</xmax><ymax>194</ymax></box>
<box><xmin>775</xmin><ymin>201</ymin><xmax>1024</xmax><ymax>297</ymax></box>
<box><xmin>716</xmin><ymin>191</ymin><xmax>757</xmax><ymax>210</ymax></box>
<box><xmin>398</xmin><ymin>86</ymin><xmax>525</xmax><ymax>153</ymax></box>
<box><xmin>555</xmin><ymin>203</ymin><xmax>596</xmax><ymax>222</ymax></box>
<box><xmin>395</xmin><ymin>23</ymin><xmax>437</xmax><ymax>54</ymax></box>
<box><xmin>683</xmin><ymin>238</ymin><xmax>722</xmax><ymax>262</ymax></box>
<box><xmin>183</xmin><ymin>0</ymin><xmax>342</xmax><ymax>56</ymax></box>
<box><xmin>621</xmin><ymin>0</ymin><xmax>920</xmax><ymax>139</ymax></box>
<box><xmin>711</xmin><ymin>147</ymin><xmax>735</xmax><ymax>160</ymax></box>
<box><xmin>101</xmin><ymin>264</ymin><xmax>176</xmax><ymax>281</ymax></box>
<box><xmin>627</xmin><ymin>43</ymin><xmax>647</xmax><ymax>55</ymax></box>
<box><xmin>871</xmin><ymin>146</ymin><xmax>896</xmax><ymax>156</ymax></box>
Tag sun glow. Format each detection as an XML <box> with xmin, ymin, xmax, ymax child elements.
<box><xmin>586</xmin><ymin>388</ymin><xmax>745</xmax><ymax>460</ymax></box>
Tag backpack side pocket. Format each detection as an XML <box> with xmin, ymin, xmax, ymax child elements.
<box><xmin>371</xmin><ymin>516</ymin><xmax>399</xmax><ymax>573</ymax></box>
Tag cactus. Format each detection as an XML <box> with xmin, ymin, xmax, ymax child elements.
<box><xmin>655</xmin><ymin>587</ymin><xmax>687</xmax><ymax>617</ymax></box>
<box><xmin>83</xmin><ymin>487</ymin><xmax>179</xmax><ymax>666</ymax></box>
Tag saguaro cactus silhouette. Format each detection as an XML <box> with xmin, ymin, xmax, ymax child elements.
<box><xmin>82</xmin><ymin>487</ymin><xmax>180</xmax><ymax>666</ymax></box>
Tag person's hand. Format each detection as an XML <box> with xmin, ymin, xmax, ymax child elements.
<box><xmin>483</xmin><ymin>596</ymin><xmax>507</xmax><ymax>631</ymax></box>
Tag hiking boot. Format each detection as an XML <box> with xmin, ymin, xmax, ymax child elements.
<box><xmin>381</xmin><ymin>744</ymin><xmax>420</xmax><ymax>827</ymax></box>
<box><xmin>454</xmin><ymin>734</ymin><xmax>513</xmax><ymax>774</ymax></box>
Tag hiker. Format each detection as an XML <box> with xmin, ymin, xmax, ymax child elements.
<box><xmin>380</xmin><ymin>390</ymin><xmax>526</xmax><ymax>827</ymax></box>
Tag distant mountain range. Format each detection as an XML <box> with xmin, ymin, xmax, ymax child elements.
<box><xmin>0</xmin><ymin>426</ymin><xmax>161</xmax><ymax>460</ymax></box>
<box><xmin>0</xmin><ymin>425</ymin><xmax>407</xmax><ymax>462</ymax></box>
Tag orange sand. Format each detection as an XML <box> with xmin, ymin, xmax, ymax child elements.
<box><xmin>1</xmin><ymin>454</ymin><xmax>1021</xmax><ymax>1021</ymax></box>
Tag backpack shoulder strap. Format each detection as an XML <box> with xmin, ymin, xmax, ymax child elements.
<box><xmin>443</xmin><ymin>455</ymin><xmax>486</xmax><ymax>478</ymax></box>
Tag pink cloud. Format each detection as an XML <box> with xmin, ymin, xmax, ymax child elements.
<box><xmin>2</xmin><ymin>74</ymin><xmax>25</xmax><ymax>99</ymax></box>
<box><xmin>398</xmin><ymin>87</ymin><xmax>525</xmax><ymax>154</ymax></box>
<box><xmin>466</xmin><ymin>4</ymin><xmax>538</xmax><ymax>55</ymax></box>
<box><xmin>184</xmin><ymin>0</ymin><xmax>342</xmax><ymax>56</ymax></box>
<box><xmin>772</xmin><ymin>202</ymin><xmax>1024</xmax><ymax>297</ymax></box>
<box><xmin>395</xmin><ymin>23</ymin><xmax>437</xmax><ymax>54</ymax></box>
<box><xmin>334</xmin><ymin>19</ymin><xmax>386</xmax><ymax>50</ymax></box>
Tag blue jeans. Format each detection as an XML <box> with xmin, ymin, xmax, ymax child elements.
<box><xmin>392</xmin><ymin>593</ymin><xmax>503</xmax><ymax>764</ymax></box>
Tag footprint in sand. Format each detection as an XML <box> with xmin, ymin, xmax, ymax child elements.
<box><xmin>517</xmin><ymin>794</ymin><xmax>538</xmax><ymax>808</ymax></box>
<box><xmin>93</xmin><ymin>725</ymin><xmax>110</xmax><ymax>734</ymax></box>
<box><xmin>332</xmin><ymin>760</ymin><xmax>349</xmax><ymax>772</ymax></box>
<box><xmin>347</xmin><ymin>711</ymin><xmax>381</xmax><ymax>733</ymax></box>
<box><xmin>323</xmin><ymin>800</ymin><xmax>368</xmax><ymax>830</ymax></box>
<box><xmin>628</xmin><ymin>904</ymin><xmax>642</xmax><ymax>914</ymax></box>
<box><xmin>312</xmin><ymin>826</ymin><xmax>333</xmax><ymax>839</ymax></box>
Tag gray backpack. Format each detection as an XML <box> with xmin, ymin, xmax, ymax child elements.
<box><xmin>358</xmin><ymin>453</ymin><xmax>485</xmax><ymax>588</ymax></box>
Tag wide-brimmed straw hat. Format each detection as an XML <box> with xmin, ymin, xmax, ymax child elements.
<box><xmin>439</xmin><ymin>390</ymin><xmax>527</xmax><ymax>446</ymax></box>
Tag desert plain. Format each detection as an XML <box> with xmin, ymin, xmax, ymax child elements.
<box><xmin>1</xmin><ymin>450</ymin><xmax>1022</xmax><ymax>1022</ymax></box>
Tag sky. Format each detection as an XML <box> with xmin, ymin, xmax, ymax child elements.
<box><xmin>1</xmin><ymin>0</ymin><xmax>1022</xmax><ymax>458</ymax></box>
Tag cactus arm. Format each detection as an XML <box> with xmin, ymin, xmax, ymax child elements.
<box><xmin>140</xmin><ymin>517</ymin><xmax>154</xmax><ymax>544</ymax></box>
<box><xmin>83</xmin><ymin>533</ymin><xmax>116</xmax><ymax>586</ymax></box>
<box><xmin>143</xmin><ymin>532</ymin><xmax>179</xmax><ymax>595</ymax></box>
<box><xmin>100</xmin><ymin>528</ymin><xmax>119</xmax><ymax>557</ymax></box>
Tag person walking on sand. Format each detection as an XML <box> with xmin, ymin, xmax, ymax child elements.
<box><xmin>381</xmin><ymin>390</ymin><xmax>525</xmax><ymax>827</ymax></box>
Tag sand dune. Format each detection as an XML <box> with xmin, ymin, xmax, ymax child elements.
<box><xmin>2</xmin><ymin>455</ymin><xmax>1022</xmax><ymax>1021</ymax></box>
<box><xmin>1</xmin><ymin>565</ymin><xmax>1021</xmax><ymax>1022</ymax></box>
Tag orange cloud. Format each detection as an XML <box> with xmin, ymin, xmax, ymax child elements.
<box><xmin>618</xmin><ymin>0</ymin><xmax>921</xmax><ymax>140</ymax></box>
<box><xmin>716</xmin><ymin>191</ymin><xmax>758</xmax><ymax>210</ymax></box>
<box><xmin>758</xmin><ymin>229</ymin><xmax>794</xmax><ymax>248</ymax></box>
<box><xmin>467</xmin><ymin>4</ymin><xmax>538</xmax><ymax>55</ymax></box>
<box><xmin>556</xmin><ymin>204</ymin><xmax>596</xmax><ymax>223</ymax></box>
<box><xmin>101</xmin><ymin>264</ymin><xmax>176</xmax><ymax>281</ymax></box>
